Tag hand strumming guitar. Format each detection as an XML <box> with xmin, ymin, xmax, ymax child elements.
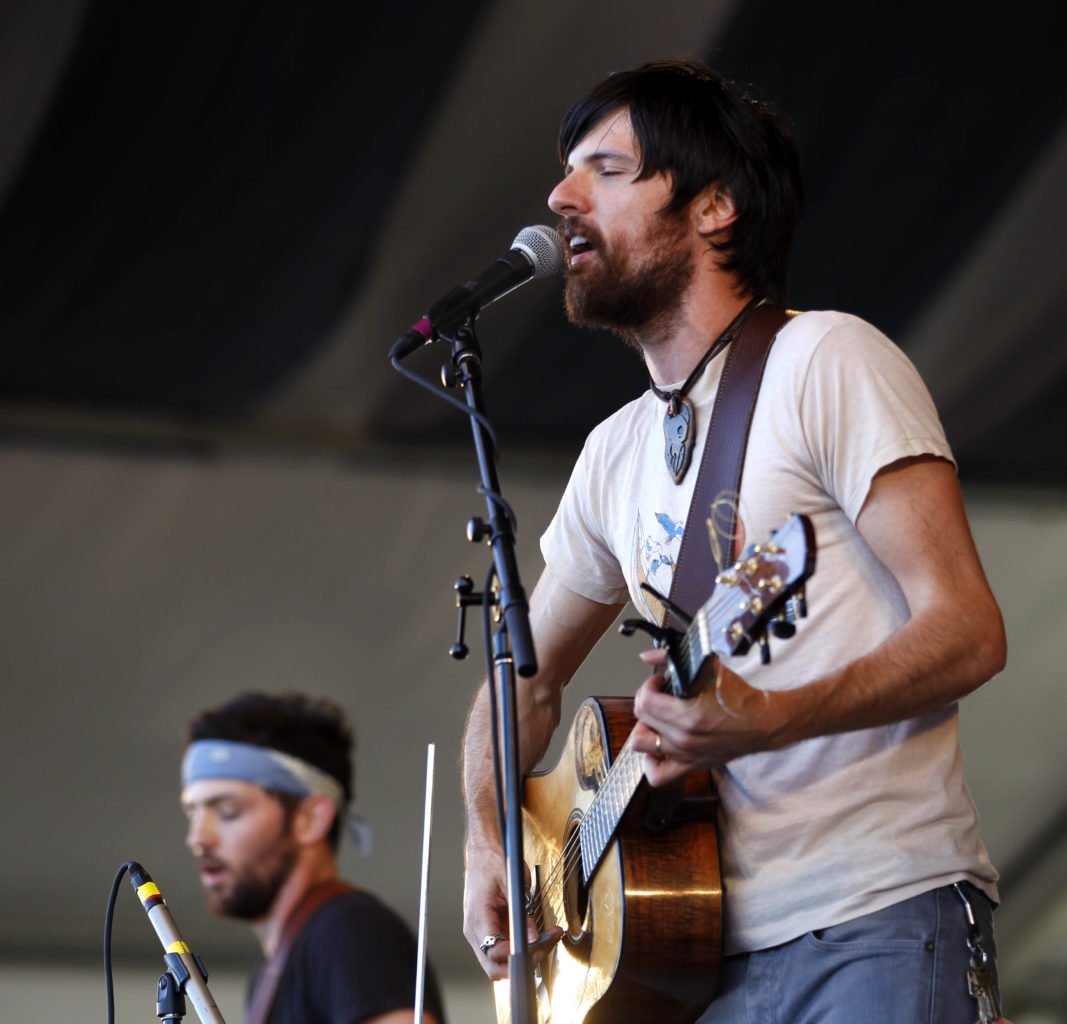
<box><xmin>461</xmin><ymin>839</ymin><xmax>564</xmax><ymax>982</ymax></box>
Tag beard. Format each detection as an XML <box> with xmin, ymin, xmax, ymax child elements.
<box><xmin>562</xmin><ymin>210</ymin><xmax>695</xmax><ymax>344</ymax></box>
<box><xmin>199</xmin><ymin>830</ymin><xmax>299</xmax><ymax>921</ymax></box>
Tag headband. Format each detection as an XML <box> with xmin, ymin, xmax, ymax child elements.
<box><xmin>181</xmin><ymin>739</ymin><xmax>371</xmax><ymax>856</ymax></box>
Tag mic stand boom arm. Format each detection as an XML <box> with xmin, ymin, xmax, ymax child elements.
<box><xmin>445</xmin><ymin>320</ymin><xmax>537</xmax><ymax>1024</ymax></box>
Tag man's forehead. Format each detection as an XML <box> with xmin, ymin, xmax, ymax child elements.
<box><xmin>181</xmin><ymin>777</ymin><xmax>264</xmax><ymax>806</ymax></box>
<box><xmin>566</xmin><ymin>108</ymin><xmax>638</xmax><ymax>165</ymax></box>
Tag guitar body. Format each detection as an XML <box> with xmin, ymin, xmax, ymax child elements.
<box><xmin>494</xmin><ymin>696</ymin><xmax>721</xmax><ymax>1024</ymax></box>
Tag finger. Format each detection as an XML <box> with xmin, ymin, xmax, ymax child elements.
<box><xmin>629</xmin><ymin>720</ymin><xmax>665</xmax><ymax>758</ymax></box>
<box><xmin>530</xmin><ymin>926</ymin><xmax>565</xmax><ymax>964</ymax></box>
<box><xmin>642</xmin><ymin>750</ymin><xmax>690</xmax><ymax>788</ymax></box>
<box><xmin>633</xmin><ymin>673</ymin><xmax>682</xmax><ymax>726</ymax></box>
<box><xmin>477</xmin><ymin>928</ymin><xmax>510</xmax><ymax>979</ymax></box>
<box><xmin>638</xmin><ymin>647</ymin><xmax>668</xmax><ymax>666</ymax></box>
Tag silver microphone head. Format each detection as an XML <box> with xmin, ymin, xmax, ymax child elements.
<box><xmin>511</xmin><ymin>224</ymin><xmax>566</xmax><ymax>279</ymax></box>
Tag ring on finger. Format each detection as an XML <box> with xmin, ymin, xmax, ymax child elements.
<box><xmin>480</xmin><ymin>932</ymin><xmax>506</xmax><ymax>954</ymax></box>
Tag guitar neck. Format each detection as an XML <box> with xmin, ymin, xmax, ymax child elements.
<box><xmin>578</xmin><ymin>736</ymin><xmax>645</xmax><ymax>882</ymax></box>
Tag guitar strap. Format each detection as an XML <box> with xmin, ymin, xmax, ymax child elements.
<box><xmin>665</xmin><ymin>304</ymin><xmax>796</xmax><ymax>631</ymax></box>
<box><xmin>244</xmin><ymin>879</ymin><xmax>354</xmax><ymax>1024</ymax></box>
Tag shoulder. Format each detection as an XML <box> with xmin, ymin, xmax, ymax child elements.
<box><xmin>777</xmin><ymin>309</ymin><xmax>901</xmax><ymax>360</ymax></box>
<box><xmin>769</xmin><ymin>309</ymin><xmax>934</xmax><ymax>400</ymax></box>
<box><xmin>284</xmin><ymin>889</ymin><xmax>445</xmax><ymax>1021</ymax></box>
<box><xmin>302</xmin><ymin>889</ymin><xmax>416</xmax><ymax>945</ymax></box>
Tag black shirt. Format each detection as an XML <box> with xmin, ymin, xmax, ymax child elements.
<box><xmin>252</xmin><ymin>889</ymin><xmax>447</xmax><ymax>1024</ymax></box>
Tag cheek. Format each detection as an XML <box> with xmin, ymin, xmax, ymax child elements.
<box><xmin>217</xmin><ymin>818</ymin><xmax>271</xmax><ymax>858</ymax></box>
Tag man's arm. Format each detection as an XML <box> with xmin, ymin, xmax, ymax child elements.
<box><xmin>632</xmin><ymin>456</ymin><xmax>1007</xmax><ymax>781</ymax></box>
<box><xmin>461</xmin><ymin>567</ymin><xmax>624</xmax><ymax>978</ymax></box>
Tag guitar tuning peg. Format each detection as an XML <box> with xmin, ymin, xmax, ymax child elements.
<box><xmin>758</xmin><ymin>631</ymin><xmax>772</xmax><ymax>664</ymax></box>
<box><xmin>771</xmin><ymin>603</ymin><xmax>797</xmax><ymax>639</ymax></box>
<box><xmin>794</xmin><ymin>587</ymin><xmax>808</xmax><ymax>619</ymax></box>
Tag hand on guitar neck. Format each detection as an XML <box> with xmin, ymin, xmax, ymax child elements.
<box><xmin>623</xmin><ymin>512</ymin><xmax>815</xmax><ymax>787</ymax></box>
<box><xmin>630</xmin><ymin>647</ymin><xmax>786</xmax><ymax>788</ymax></box>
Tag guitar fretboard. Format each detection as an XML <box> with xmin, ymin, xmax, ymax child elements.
<box><xmin>577</xmin><ymin>605</ymin><xmax>720</xmax><ymax>880</ymax></box>
<box><xmin>578</xmin><ymin>738</ymin><xmax>645</xmax><ymax>881</ymax></box>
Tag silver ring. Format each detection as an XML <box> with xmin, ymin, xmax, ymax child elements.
<box><xmin>480</xmin><ymin>932</ymin><xmax>506</xmax><ymax>954</ymax></box>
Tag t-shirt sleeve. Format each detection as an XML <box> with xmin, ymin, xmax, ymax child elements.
<box><xmin>795</xmin><ymin>315</ymin><xmax>955</xmax><ymax>524</ymax></box>
<box><xmin>539</xmin><ymin>435</ymin><xmax>632</xmax><ymax>606</ymax></box>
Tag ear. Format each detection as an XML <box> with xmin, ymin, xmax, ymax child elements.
<box><xmin>693</xmin><ymin>184</ymin><xmax>738</xmax><ymax>238</ymax></box>
<box><xmin>292</xmin><ymin>793</ymin><xmax>338</xmax><ymax>847</ymax></box>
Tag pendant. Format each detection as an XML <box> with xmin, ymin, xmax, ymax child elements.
<box><xmin>663</xmin><ymin>394</ymin><xmax>695</xmax><ymax>483</ymax></box>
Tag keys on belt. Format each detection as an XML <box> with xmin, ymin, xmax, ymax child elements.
<box><xmin>953</xmin><ymin>882</ymin><xmax>1002</xmax><ymax>1024</ymax></box>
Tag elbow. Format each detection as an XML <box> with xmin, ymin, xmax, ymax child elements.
<box><xmin>968</xmin><ymin>600</ymin><xmax>1007</xmax><ymax>690</ymax></box>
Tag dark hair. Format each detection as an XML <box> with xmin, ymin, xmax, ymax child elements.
<box><xmin>558</xmin><ymin>57</ymin><xmax>803</xmax><ymax>305</ymax></box>
<box><xmin>186</xmin><ymin>692</ymin><xmax>354</xmax><ymax>849</ymax></box>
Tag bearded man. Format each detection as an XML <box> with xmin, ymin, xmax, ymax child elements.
<box><xmin>181</xmin><ymin>691</ymin><xmax>445</xmax><ymax>1024</ymax></box>
<box><xmin>461</xmin><ymin>58</ymin><xmax>1009</xmax><ymax>1024</ymax></box>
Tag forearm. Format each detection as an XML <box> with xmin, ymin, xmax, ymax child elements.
<box><xmin>768</xmin><ymin>587</ymin><xmax>1006</xmax><ymax>749</ymax></box>
<box><xmin>461</xmin><ymin>670</ymin><xmax>562</xmax><ymax>856</ymax></box>
<box><xmin>772</xmin><ymin>459</ymin><xmax>1006</xmax><ymax>744</ymax></box>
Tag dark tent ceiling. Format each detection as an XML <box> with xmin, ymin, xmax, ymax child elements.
<box><xmin>2</xmin><ymin>0</ymin><xmax>1066</xmax><ymax>485</ymax></box>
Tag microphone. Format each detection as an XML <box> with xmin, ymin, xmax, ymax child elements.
<box><xmin>128</xmin><ymin>861</ymin><xmax>227</xmax><ymax>1024</ymax></box>
<box><xmin>391</xmin><ymin>224</ymin><xmax>565</xmax><ymax>359</ymax></box>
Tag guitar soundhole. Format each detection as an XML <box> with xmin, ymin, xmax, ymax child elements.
<box><xmin>561</xmin><ymin>817</ymin><xmax>593</xmax><ymax>960</ymax></box>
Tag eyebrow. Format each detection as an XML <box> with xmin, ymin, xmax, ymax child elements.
<box><xmin>565</xmin><ymin>148</ymin><xmax>639</xmax><ymax>175</ymax></box>
<box><xmin>181</xmin><ymin>791</ymin><xmax>245</xmax><ymax>814</ymax></box>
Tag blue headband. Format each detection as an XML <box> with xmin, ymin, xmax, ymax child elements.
<box><xmin>181</xmin><ymin>739</ymin><xmax>371</xmax><ymax>856</ymax></box>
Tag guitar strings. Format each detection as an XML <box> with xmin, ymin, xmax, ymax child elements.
<box><xmin>528</xmin><ymin>737</ymin><xmax>645</xmax><ymax>929</ymax></box>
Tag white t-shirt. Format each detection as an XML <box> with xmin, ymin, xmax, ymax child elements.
<box><xmin>540</xmin><ymin>310</ymin><xmax>998</xmax><ymax>954</ymax></box>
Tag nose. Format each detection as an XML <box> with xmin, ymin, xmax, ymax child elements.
<box><xmin>548</xmin><ymin>172</ymin><xmax>587</xmax><ymax>217</ymax></box>
<box><xmin>185</xmin><ymin>811</ymin><xmax>214</xmax><ymax>855</ymax></box>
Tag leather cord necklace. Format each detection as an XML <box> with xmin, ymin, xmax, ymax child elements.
<box><xmin>651</xmin><ymin>296</ymin><xmax>764</xmax><ymax>483</ymax></box>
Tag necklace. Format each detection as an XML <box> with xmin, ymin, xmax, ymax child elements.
<box><xmin>651</xmin><ymin>297</ymin><xmax>763</xmax><ymax>483</ymax></box>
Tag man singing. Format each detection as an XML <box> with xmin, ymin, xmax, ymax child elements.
<box><xmin>461</xmin><ymin>58</ymin><xmax>1007</xmax><ymax>1024</ymax></box>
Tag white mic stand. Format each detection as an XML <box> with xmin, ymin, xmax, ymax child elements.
<box><xmin>127</xmin><ymin>862</ymin><xmax>227</xmax><ymax>1024</ymax></box>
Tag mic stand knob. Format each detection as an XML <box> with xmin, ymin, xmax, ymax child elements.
<box><xmin>156</xmin><ymin>971</ymin><xmax>187</xmax><ymax>1022</ymax></box>
<box><xmin>466</xmin><ymin>517</ymin><xmax>491</xmax><ymax>543</ymax></box>
<box><xmin>450</xmin><ymin>575</ymin><xmax>479</xmax><ymax>660</ymax></box>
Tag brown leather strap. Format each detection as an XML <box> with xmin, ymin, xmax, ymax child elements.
<box><xmin>244</xmin><ymin>880</ymin><xmax>354</xmax><ymax>1024</ymax></box>
<box><xmin>666</xmin><ymin>305</ymin><xmax>796</xmax><ymax>630</ymax></box>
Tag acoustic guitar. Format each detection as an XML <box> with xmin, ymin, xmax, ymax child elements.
<box><xmin>493</xmin><ymin>513</ymin><xmax>816</xmax><ymax>1024</ymax></box>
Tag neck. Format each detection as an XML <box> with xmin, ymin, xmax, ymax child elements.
<box><xmin>251</xmin><ymin>850</ymin><xmax>339</xmax><ymax>957</ymax></box>
<box><xmin>641</xmin><ymin>287</ymin><xmax>754</xmax><ymax>386</ymax></box>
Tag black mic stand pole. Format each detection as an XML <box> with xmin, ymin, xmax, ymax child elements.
<box><xmin>443</xmin><ymin>320</ymin><xmax>537</xmax><ymax>1024</ymax></box>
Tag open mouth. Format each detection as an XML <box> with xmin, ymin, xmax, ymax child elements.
<box><xmin>567</xmin><ymin>234</ymin><xmax>596</xmax><ymax>265</ymax></box>
<box><xmin>197</xmin><ymin>860</ymin><xmax>228</xmax><ymax>886</ymax></box>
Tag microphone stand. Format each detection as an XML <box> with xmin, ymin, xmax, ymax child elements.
<box><xmin>127</xmin><ymin>862</ymin><xmax>227</xmax><ymax>1024</ymax></box>
<box><xmin>442</xmin><ymin>320</ymin><xmax>537</xmax><ymax>1024</ymax></box>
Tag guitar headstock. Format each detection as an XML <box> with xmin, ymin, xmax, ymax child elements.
<box><xmin>663</xmin><ymin>513</ymin><xmax>816</xmax><ymax>697</ymax></box>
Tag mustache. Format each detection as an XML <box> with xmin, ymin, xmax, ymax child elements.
<box><xmin>557</xmin><ymin>217</ymin><xmax>606</xmax><ymax>251</ymax></box>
